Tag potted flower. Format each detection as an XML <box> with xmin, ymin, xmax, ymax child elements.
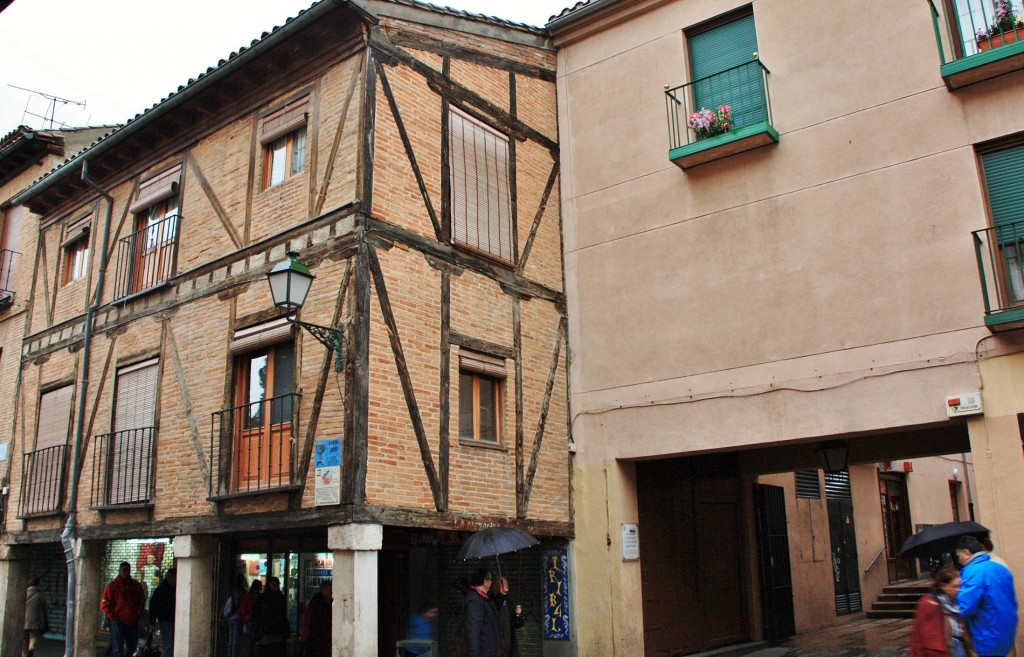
<box><xmin>976</xmin><ymin>1</ymin><xmax>1024</xmax><ymax>51</ymax></box>
<box><xmin>687</xmin><ymin>105</ymin><xmax>732</xmax><ymax>141</ymax></box>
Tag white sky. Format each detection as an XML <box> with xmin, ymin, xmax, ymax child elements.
<box><xmin>0</xmin><ymin>0</ymin><xmax>569</xmax><ymax>134</ymax></box>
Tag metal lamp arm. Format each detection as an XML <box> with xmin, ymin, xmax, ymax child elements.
<box><xmin>286</xmin><ymin>316</ymin><xmax>344</xmax><ymax>371</ymax></box>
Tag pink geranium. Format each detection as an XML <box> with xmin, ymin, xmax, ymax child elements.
<box><xmin>687</xmin><ymin>104</ymin><xmax>732</xmax><ymax>139</ymax></box>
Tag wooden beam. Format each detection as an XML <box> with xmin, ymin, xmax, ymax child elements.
<box><xmin>345</xmin><ymin>240</ymin><xmax>371</xmax><ymax>505</ymax></box>
<box><xmin>315</xmin><ymin>51</ymin><xmax>364</xmax><ymax>217</ymax></box>
<box><xmin>438</xmin><ymin>268</ymin><xmax>451</xmax><ymax>511</ymax></box>
<box><xmin>76</xmin><ymin>336</ymin><xmax>118</xmax><ymax>476</ymax></box>
<box><xmin>521</xmin><ymin>315</ymin><xmax>566</xmax><ymax>516</ymax></box>
<box><xmin>186</xmin><ymin>152</ymin><xmax>244</xmax><ymax>250</ymax></box>
<box><xmin>516</xmin><ymin>160</ymin><xmax>559</xmax><ymax>276</ymax></box>
<box><xmin>388</xmin><ymin>31</ymin><xmax>556</xmax><ymax>82</ymax></box>
<box><xmin>449</xmin><ymin>332</ymin><xmax>516</xmax><ymax>360</ymax></box>
<box><xmin>163</xmin><ymin>319</ymin><xmax>212</xmax><ymax>491</ymax></box>
<box><xmin>514</xmin><ymin>298</ymin><xmax>525</xmax><ymax>517</ymax></box>
<box><xmin>367</xmin><ymin>246</ymin><xmax>444</xmax><ymax>510</ymax></box>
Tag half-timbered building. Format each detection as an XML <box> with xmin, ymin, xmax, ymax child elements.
<box><xmin>0</xmin><ymin>1</ymin><xmax>569</xmax><ymax>655</ymax></box>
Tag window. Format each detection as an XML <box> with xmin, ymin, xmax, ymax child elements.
<box><xmin>688</xmin><ymin>11</ymin><xmax>767</xmax><ymax>132</ymax></box>
<box><xmin>449</xmin><ymin>108</ymin><xmax>514</xmax><ymax>263</ymax></box>
<box><xmin>981</xmin><ymin>143</ymin><xmax>1024</xmax><ymax>304</ymax></box>
<box><xmin>229</xmin><ymin>321</ymin><xmax>296</xmax><ymax>492</ymax></box>
<box><xmin>22</xmin><ymin>384</ymin><xmax>73</xmax><ymax>515</ymax></box>
<box><xmin>106</xmin><ymin>360</ymin><xmax>158</xmax><ymax>505</ymax></box>
<box><xmin>260</xmin><ymin>97</ymin><xmax>309</xmax><ymax>188</ymax></box>
<box><xmin>118</xmin><ymin>165</ymin><xmax>182</xmax><ymax>297</ymax></box>
<box><xmin>458</xmin><ymin>350</ymin><xmax>506</xmax><ymax>443</ymax></box>
<box><xmin>62</xmin><ymin>214</ymin><xmax>90</xmax><ymax>285</ymax></box>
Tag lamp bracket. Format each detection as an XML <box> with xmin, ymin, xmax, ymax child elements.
<box><xmin>287</xmin><ymin>316</ymin><xmax>344</xmax><ymax>371</ymax></box>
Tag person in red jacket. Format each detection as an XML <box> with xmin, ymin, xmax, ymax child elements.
<box><xmin>910</xmin><ymin>566</ymin><xmax>974</xmax><ymax>657</ymax></box>
<box><xmin>101</xmin><ymin>561</ymin><xmax>146</xmax><ymax>657</ymax></box>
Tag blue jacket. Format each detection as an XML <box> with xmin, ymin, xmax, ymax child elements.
<box><xmin>959</xmin><ymin>553</ymin><xmax>1018</xmax><ymax>656</ymax></box>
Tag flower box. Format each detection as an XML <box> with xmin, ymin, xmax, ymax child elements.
<box><xmin>978</xmin><ymin>26</ymin><xmax>1024</xmax><ymax>50</ymax></box>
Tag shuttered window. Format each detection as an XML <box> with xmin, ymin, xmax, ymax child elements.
<box><xmin>230</xmin><ymin>318</ymin><xmax>294</xmax><ymax>354</ymax></box>
<box><xmin>450</xmin><ymin>108</ymin><xmax>514</xmax><ymax>263</ymax></box>
<box><xmin>824</xmin><ymin>470</ymin><xmax>852</xmax><ymax>501</ymax></box>
<box><xmin>36</xmin><ymin>385</ymin><xmax>73</xmax><ymax>450</ymax></box>
<box><xmin>459</xmin><ymin>350</ymin><xmax>506</xmax><ymax>443</ymax></box>
<box><xmin>24</xmin><ymin>385</ymin><xmax>73</xmax><ymax>515</ymax></box>
<box><xmin>982</xmin><ymin>145</ymin><xmax>1024</xmax><ymax>302</ymax></box>
<box><xmin>109</xmin><ymin>360</ymin><xmax>158</xmax><ymax>504</ymax></box>
<box><xmin>795</xmin><ymin>470</ymin><xmax>821</xmax><ymax>499</ymax></box>
<box><xmin>688</xmin><ymin>12</ymin><xmax>767</xmax><ymax>131</ymax></box>
<box><xmin>261</xmin><ymin>98</ymin><xmax>309</xmax><ymax>188</ymax></box>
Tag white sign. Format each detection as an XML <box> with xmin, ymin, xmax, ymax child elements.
<box><xmin>946</xmin><ymin>392</ymin><xmax>983</xmax><ymax>417</ymax></box>
<box><xmin>621</xmin><ymin>523</ymin><xmax>639</xmax><ymax>561</ymax></box>
<box><xmin>0</xmin><ymin>442</ymin><xmax>7</xmax><ymax>461</ymax></box>
<box><xmin>314</xmin><ymin>438</ymin><xmax>342</xmax><ymax>506</ymax></box>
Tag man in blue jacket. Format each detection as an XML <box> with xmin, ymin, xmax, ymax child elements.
<box><xmin>956</xmin><ymin>535</ymin><xmax>1019</xmax><ymax>657</ymax></box>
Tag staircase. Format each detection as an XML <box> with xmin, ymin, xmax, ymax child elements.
<box><xmin>866</xmin><ymin>582</ymin><xmax>929</xmax><ymax>619</ymax></box>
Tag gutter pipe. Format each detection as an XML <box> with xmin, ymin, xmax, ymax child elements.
<box><xmin>61</xmin><ymin>160</ymin><xmax>113</xmax><ymax>657</ymax></box>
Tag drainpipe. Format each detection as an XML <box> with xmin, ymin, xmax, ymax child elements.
<box><xmin>61</xmin><ymin>160</ymin><xmax>113</xmax><ymax>657</ymax></box>
<box><xmin>961</xmin><ymin>452</ymin><xmax>975</xmax><ymax>521</ymax></box>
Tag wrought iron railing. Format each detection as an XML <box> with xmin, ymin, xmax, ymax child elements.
<box><xmin>973</xmin><ymin>220</ymin><xmax>1024</xmax><ymax>316</ymax></box>
<box><xmin>114</xmin><ymin>214</ymin><xmax>180</xmax><ymax>299</ymax></box>
<box><xmin>21</xmin><ymin>445</ymin><xmax>67</xmax><ymax>516</ymax></box>
<box><xmin>930</xmin><ymin>0</ymin><xmax>1024</xmax><ymax>64</ymax></box>
<box><xmin>209</xmin><ymin>393</ymin><xmax>300</xmax><ymax>497</ymax></box>
<box><xmin>664</xmin><ymin>58</ymin><xmax>773</xmax><ymax>151</ymax></box>
<box><xmin>0</xmin><ymin>248</ymin><xmax>18</xmax><ymax>306</ymax></box>
<box><xmin>90</xmin><ymin>427</ymin><xmax>156</xmax><ymax>507</ymax></box>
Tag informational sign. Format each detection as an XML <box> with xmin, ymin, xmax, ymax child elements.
<box><xmin>314</xmin><ymin>438</ymin><xmax>341</xmax><ymax>506</ymax></box>
<box><xmin>945</xmin><ymin>392</ymin><xmax>983</xmax><ymax>417</ymax></box>
<box><xmin>621</xmin><ymin>523</ymin><xmax>639</xmax><ymax>561</ymax></box>
<box><xmin>0</xmin><ymin>442</ymin><xmax>7</xmax><ymax>461</ymax></box>
<box><xmin>543</xmin><ymin>549</ymin><xmax>570</xmax><ymax>640</ymax></box>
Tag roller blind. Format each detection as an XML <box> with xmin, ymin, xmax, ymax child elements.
<box><xmin>36</xmin><ymin>385</ymin><xmax>73</xmax><ymax>449</ymax></box>
<box><xmin>230</xmin><ymin>318</ymin><xmax>294</xmax><ymax>354</ymax></box>
<box><xmin>61</xmin><ymin>213</ymin><xmax>92</xmax><ymax>247</ymax></box>
<box><xmin>982</xmin><ymin>145</ymin><xmax>1024</xmax><ymax>244</ymax></box>
<box><xmin>689</xmin><ymin>12</ymin><xmax>767</xmax><ymax>130</ymax></box>
<box><xmin>459</xmin><ymin>350</ymin><xmax>507</xmax><ymax>379</ymax></box>
<box><xmin>111</xmin><ymin>360</ymin><xmax>158</xmax><ymax>504</ymax></box>
<box><xmin>260</xmin><ymin>97</ymin><xmax>309</xmax><ymax>144</ymax></box>
<box><xmin>130</xmin><ymin>164</ymin><xmax>182</xmax><ymax>214</ymax></box>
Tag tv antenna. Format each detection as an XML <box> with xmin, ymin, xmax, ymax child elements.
<box><xmin>7</xmin><ymin>85</ymin><xmax>87</xmax><ymax>129</ymax></box>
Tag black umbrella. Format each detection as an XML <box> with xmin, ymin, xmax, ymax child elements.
<box><xmin>456</xmin><ymin>527</ymin><xmax>539</xmax><ymax>579</ymax></box>
<box><xmin>898</xmin><ymin>521</ymin><xmax>989</xmax><ymax>559</ymax></box>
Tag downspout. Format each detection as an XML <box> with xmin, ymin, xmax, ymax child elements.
<box><xmin>61</xmin><ymin>160</ymin><xmax>113</xmax><ymax>657</ymax></box>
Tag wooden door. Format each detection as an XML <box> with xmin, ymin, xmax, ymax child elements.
<box><xmin>234</xmin><ymin>343</ymin><xmax>294</xmax><ymax>490</ymax></box>
<box><xmin>755</xmin><ymin>484</ymin><xmax>795</xmax><ymax>642</ymax></box>
<box><xmin>879</xmin><ymin>472</ymin><xmax>916</xmax><ymax>582</ymax></box>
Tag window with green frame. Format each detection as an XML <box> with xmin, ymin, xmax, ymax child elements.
<box><xmin>981</xmin><ymin>143</ymin><xmax>1024</xmax><ymax>304</ymax></box>
<box><xmin>688</xmin><ymin>11</ymin><xmax>767</xmax><ymax>133</ymax></box>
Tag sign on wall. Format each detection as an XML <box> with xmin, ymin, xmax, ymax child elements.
<box><xmin>314</xmin><ymin>438</ymin><xmax>341</xmax><ymax>506</ymax></box>
<box><xmin>621</xmin><ymin>523</ymin><xmax>639</xmax><ymax>561</ymax></box>
<box><xmin>543</xmin><ymin>548</ymin><xmax>571</xmax><ymax>640</ymax></box>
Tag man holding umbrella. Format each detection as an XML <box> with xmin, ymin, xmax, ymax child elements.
<box><xmin>464</xmin><ymin>567</ymin><xmax>505</xmax><ymax>657</ymax></box>
<box><xmin>955</xmin><ymin>535</ymin><xmax>1018</xmax><ymax>657</ymax></box>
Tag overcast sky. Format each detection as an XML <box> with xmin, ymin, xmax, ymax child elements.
<box><xmin>0</xmin><ymin>0</ymin><xmax>569</xmax><ymax>134</ymax></box>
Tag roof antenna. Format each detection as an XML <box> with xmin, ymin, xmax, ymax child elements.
<box><xmin>7</xmin><ymin>85</ymin><xmax>86</xmax><ymax>129</ymax></box>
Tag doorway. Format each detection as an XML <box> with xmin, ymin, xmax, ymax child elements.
<box><xmin>879</xmin><ymin>472</ymin><xmax>916</xmax><ymax>582</ymax></box>
<box><xmin>825</xmin><ymin>470</ymin><xmax>862</xmax><ymax>614</ymax></box>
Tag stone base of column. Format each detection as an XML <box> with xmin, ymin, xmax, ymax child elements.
<box><xmin>330</xmin><ymin>523</ymin><xmax>383</xmax><ymax>657</ymax></box>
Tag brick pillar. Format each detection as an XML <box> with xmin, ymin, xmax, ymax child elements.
<box><xmin>74</xmin><ymin>539</ymin><xmax>103</xmax><ymax>657</ymax></box>
<box><xmin>329</xmin><ymin>523</ymin><xmax>382</xmax><ymax>657</ymax></box>
<box><xmin>174</xmin><ymin>535</ymin><xmax>217</xmax><ymax>657</ymax></box>
<box><xmin>0</xmin><ymin>544</ymin><xmax>29</xmax><ymax>657</ymax></box>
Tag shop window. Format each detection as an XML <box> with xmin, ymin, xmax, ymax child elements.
<box><xmin>261</xmin><ymin>97</ymin><xmax>309</xmax><ymax>188</ymax></box>
<box><xmin>459</xmin><ymin>350</ymin><xmax>506</xmax><ymax>444</ymax></box>
<box><xmin>102</xmin><ymin>538</ymin><xmax>174</xmax><ymax>604</ymax></box>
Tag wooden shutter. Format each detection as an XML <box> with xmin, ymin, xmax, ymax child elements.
<box><xmin>982</xmin><ymin>145</ymin><xmax>1024</xmax><ymax>244</ymax></box>
<box><xmin>36</xmin><ymin>385</ymin><xmax>73</xmax><ymax>449</ymax></box>
<box><xmin>230</xmin><ymin>318</ymin><xmax>294</xmax><ymax>354</ymax></box>
<box><xmin>689</xmin><ymin>12</ymin><xmax>767</xmax><ymax>130</ymax></box>
<box><xmin>449</xmin><ymin>109</ymin><xmax>513</xmax><ymax>263</ymax></box>
<box><xmin>110</xmin><ymin>360</ymin><xmax>158</xmax><ymax>504</ymax></box>
<box><xmin>130</xmin><ymin>164</ymin><xmax>182</xmax><ymax>213</ymax></box>
<box><xmin>459</xmin><ymin>350</ymin><xmax>507</xmax><ymax>379</ymax></box>
<box><xmin>260</xmin><ymin>97</ymin><xmax>309</xmax><ymax>144</ymax></box>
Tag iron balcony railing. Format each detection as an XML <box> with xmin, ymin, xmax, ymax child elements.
<box><xmin>114</xmin><ymin>214</ymin><xmax>180</xmax><ymax>299</ymax></box>
<box><xmin>21</xmin><ymin>444</ymin><xmax>67</xmax><ymax>516</ymax></box>
<box><xmin>90</xmin><ymin>427</ymin><xmax>157</xmax><ymax>507</ymax></box>
<box><xmin>973</xmin><ymin>220</ymin><xmax>1024</xmax><ymax>316</ymax></box>
<box><xmin>930</xmin><ymin>0</ymin><xmax>1024</xmax><ymax>64</ymax></box>
<box><xmin>0</xmin><ymin>248</ymin><xmax>18</xmax><ymax>306</ymax></box>
<box><xmin>664</xmin><ymin>58</ymin><xmax>773</xmax><ymax>151</ymax></box>
<box><xmin>210</xmin><ymin>392</ymin><xmax>300</xmax><ymax>497</ymax></box>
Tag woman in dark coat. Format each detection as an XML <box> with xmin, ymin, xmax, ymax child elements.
<box><xmin>23</xmin><ymin>577</ymin><xmax>48</xmax><ymax>657</ymax></box>
<box><xmin>490</xmin><ymin>576</ymin><xmax>525</xmax><ymax>657</ymax></box>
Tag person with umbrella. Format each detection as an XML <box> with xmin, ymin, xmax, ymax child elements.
<box><xmin>464</xmin><ymin>568</ymin><xmax>505</xmax><ymax>657</ymax></box>
<box><xmin>955</xmin><ymin>536</ymin><xmax>1018</xmax><ymax>657</ymax></box>
<box><xmin>909</xmin><ymin>566</ymin><xmax>974</xmax><ymax>657</ymax></box>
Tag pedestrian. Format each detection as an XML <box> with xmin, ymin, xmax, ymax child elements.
<box><xmin>489</xmin><ymin>576</ymin><xmax>524</xmax><ymax>657</ymax></box>
<box><xmin>955</xmin><ymin>535</ymin><xmax>1019</xmax><ymax>657</ymax></box>
<box><xmin>149</xmin><ymin>567</ymin><xmax>176</xmax><ymax>657</ymax></box>
<box><xmin>225</xmin><ymin>573</ymin><xmax>248</xmax><ymax>657</ymax></box>
<box><xmin>299</xmin><ymin>580</ymin><xmax>332</xmax><ymax>657</ymax></box>
<box><xmin>464</xmin><ymin>568</ymin><xmax>504</xmax><ymax>657</ymax></box>
<box><xmin>909</xmin><ymin>566</ymin><xmax>973</xmax><ymax>657</ymax></box>
<box><xmin>253</xmin><ymin>576</ymin><xmax>289</xmax><ymax>656</ymax></box>
<box><xmin>404</xmin><ymin>601</ymin><xmax>439</xmax><ymax>656</ymax></box>
<box><xmin>22</xmin><ymin>576</ymin><xmax>48</xmax><ymax>657</ymax></box>
<box><xmin>101</xmin><ymin>561</ymin><xmax>146</xmax><ymax>657</ymax></box>
<box><xmin>240</xmin><ymin>579</ymin><xmax>262</xmax><ymax>657</ymax></box>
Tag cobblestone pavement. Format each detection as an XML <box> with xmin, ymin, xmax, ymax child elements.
<box><xmin>778</xmin><ymin>616</ymin><xmax>912</xmax><ymax>657</ymax></box>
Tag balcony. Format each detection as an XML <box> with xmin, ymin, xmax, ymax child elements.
<box><xmin>972</xmin><ymin>220</ymin><xmax>1024</xmax><ymax>329</ymax></box>
<box><xmin>932</xmin><ymin>0</ymin><xmax>1024</xmax><ymax>89</ymax></box>
<box><xmin>114</xmin><ymin>213</ymin><xmax>180</xmax><ymax>300</ymax></box>
<box><xmin>0</xmin><ymin>249</ymin><xmax>18</xmax><ymax>308</ymax></box>
<box><xmin>20</xmin><ymin>445</ymin><xmax>67</xmax><ymax>516</ymax></box>
<box><xmin>665</xmin><ymin>58</ymin><xmax>778</xmax><ymax>170</ymax></box>
<box><xmin>90</xmin><ymin>428</ymin><xmax>156</xmax><ymax>508</ymax></box>
<box><xmin>209</xmin><ymin>392</ymin><xmax>300</xmax><ymax>499</ymax></box>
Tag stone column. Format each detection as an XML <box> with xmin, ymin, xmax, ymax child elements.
<box><xmin>0</xmin><ymin>544</ymin><xmax>29</xmax><ymax>657</ymax></box>
<box><xmin>329</xmin><ymin>523</ymin><xmax>382</xmax><ymax>657</ymax></box>
<box><xmin>74</xmin><ymin>539</ymin><xmax>103</xmax><ymax>657</ymax></box>
<box><xmin>174</xmin><ymin>535</ymin><xmax>217</xmax><ymax>657</ymax></box>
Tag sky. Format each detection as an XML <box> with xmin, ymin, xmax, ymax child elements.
<box><xmin>0</xmin><ymin>0</ymin><xmax>570</xmax><ymax>134</ymax></box>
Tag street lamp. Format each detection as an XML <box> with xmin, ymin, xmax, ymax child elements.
<box><xmin>815</xmin><ymin>442</ymin><xmax>849</xmax><ymax>474</ymax></box>
<box><xmin>267</xmin><ymin>251</ymin><xmax>343</xmax><ymax>371</ymax></box>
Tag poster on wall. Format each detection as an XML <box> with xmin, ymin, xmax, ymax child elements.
<box><xmin>543</xmin><ymin>548</ymin><xmax>571</xmax><ymax>640</ymax></box>
<box><xmin>314</xmin><ymin>438</ymin><xmax>342</xmax><ymax>506</ymax></box>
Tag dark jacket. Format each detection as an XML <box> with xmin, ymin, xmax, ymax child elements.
<box><xmin>958</xmin><ymin>553</ymin><xmax>1018</xmax><ymax>656</ymax></box>
<box><xmin>493</xmin><ymin>594</ymin><xmax>525</xmax><ymax>657</ymax></box>
<box><xmin>300</xmin><ymin>592</ymin><xmax>332</xmax><ymax>657</ymax></box>
<box><xmin>464</xmin><ymin>587</ymin><xmax>504</xmax><ymax>657</ymax></box>
<box><xmin>101</xmin><ymin>575</ymin><xmax>146</xmax><ymax>625</ymax></box>
<box><xmin>254</xmin><ymin>588</ymin><xmax>290</xmax><ymax>638</ymax></box>
<box><xmin>149</xmin><ymin>579</ymin><xmax>175</xmax><ymax>625</ymax></box>
<box><xmin>24</xmin><ymin>586</ymin><xmax>48</xmax><ymax>631</ymax></box>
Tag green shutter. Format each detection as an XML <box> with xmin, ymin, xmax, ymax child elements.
<box><xmin>689</xmin><ymin>13</ymin><xmax>767</xmax><ymax>131</ymax></box>
<box><xmin>982</xmin><ymin>146</ymin><xmax>1024</xmax><ymax>244</ymax></box>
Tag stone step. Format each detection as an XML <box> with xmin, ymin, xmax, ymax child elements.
<box><xmin>866</xmin><ymin>609</ymin><xmax>915</xmax><ymax>620</ymax></box>
<box><xmin>871</xmin><ymin>601</ymin><xmax>918</xmax><ymax>611</ymax></box>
